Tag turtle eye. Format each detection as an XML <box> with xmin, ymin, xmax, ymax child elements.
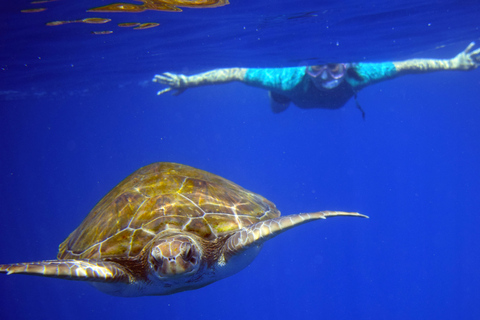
<box><xmin>151</xmin><ymin>247</ymin><xmax>164</xmax><ymax>269</ymax></box>
<box><xmin>183</xmin><ymin>245</ymin><xmax>193</xmax><ymax>260</ymax></box>
<box><xmin>182</xmin><ymin>244</ymin><xmax>198</xmax><ymax>264</ymax></box>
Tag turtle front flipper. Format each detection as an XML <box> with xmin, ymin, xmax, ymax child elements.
<box><xmin>223</xmin><ymin>211</ymin><xmax>367</xmax><ymax>260</ymax></box>
<box><xmin>0</xmin><ymin>259</ymin><xmax>132</xmax><ymax>283</ymax></box>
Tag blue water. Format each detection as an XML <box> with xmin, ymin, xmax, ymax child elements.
<box><xmin>1</xmin><ymin>0</ymin><xmax>480</xmax><ymax>319</ymax></box>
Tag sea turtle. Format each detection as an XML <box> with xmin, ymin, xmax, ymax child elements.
<box><xmin>0</xmin><ymin>162</ymin><xmax>366</xmax><ymax>297</ymax></box>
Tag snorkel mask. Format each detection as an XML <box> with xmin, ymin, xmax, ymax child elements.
<box><xmin>307</xmin><ymin>63</ymin><xmax>347</xmax><ymax>90</ymax></box>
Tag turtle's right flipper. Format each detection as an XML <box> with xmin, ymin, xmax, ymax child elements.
<box><xmin>0</xmin><ymin>259</ymin><xmax>131</xmax><ymax>283</ymax></box>
<box><xmin>223</xmin><ymin>211</ymin><xmax>368</xmax><ymax>260</ymax></box>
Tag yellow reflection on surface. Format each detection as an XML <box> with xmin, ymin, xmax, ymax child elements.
<box><xmin>142</xmin><ymin>2</ymin><xmax>181</xmax><ymax>12</ymax></box>
<box><xmin>31</xmin><ymin>0</ymin><xmax>57</xmax><ymax>3</ymax></box>
<box><xmin>46</xmin><ymin>20</ymin><xmax>70</xmax><ymax>26</ymax></box>
<box><xmin>81</xmin><ymin>18</ymin><xmax>112</xmax><ymax>24</ymax></box>
<box><xmin>134</xmin><ymin>22</ymin><xmax>160</xmax><ymax>29</ymax></box>
<box><xmin>89</xmin><ymin>0</ymin><xmax>229</xmax><ymax>12</ymax></box>
<box><xmin>39</xmin><ymin>0</ymin><xmax>229</xmax><ymax>34</ymax></box>
<box><xmin>46</xmin><ymin>18</ymin><xmax>111</xmax><ymax>26</ymax></box>
<box><xmin>88</xmin><ymin>3</ymin><xmax>148</xmax><ymax>12</ymax></box>
<box><xmin>156</xmin><ymin>0</ymin><xmax>229</xmax><ymax>8</ymax></box>
<box><xmin>21</xmin><ymin>8</ymin><xmax>47</xmax><ymax>13</ymax></box>
<box><xmin>118</xmin><ymin>22</ymin><xmax>141</xmax><ymax>27</ymax></box>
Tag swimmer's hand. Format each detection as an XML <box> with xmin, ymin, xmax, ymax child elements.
<box><xmin>153</xmin><ymin>68</ymin><xmax>247</xmax><ymax>95</ymax></box>
<box><xmin>153</xmin><ymin>73</ymin><xmax>188</xmax><ymax>96</ymax></box>
<box><xmin>450</xmin><ymin>42</ymin><xmax>480</xmax><ymax>70</ymax></box>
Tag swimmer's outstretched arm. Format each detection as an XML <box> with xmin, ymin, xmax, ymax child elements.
<box><xmin>393</xmin><ymin>42</ymin><xmax>480</xmax><ymax>74</ymax></box>
<box><xmin>153</xmin><ymin>68</ymin><xmax>247</xmax><ymax>95</ymax></box>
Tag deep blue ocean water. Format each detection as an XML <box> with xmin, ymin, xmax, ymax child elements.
<box><xmin>1</xmin><ymin>0</ymin><xmax>480</xmax><ymax>319</ymax></box>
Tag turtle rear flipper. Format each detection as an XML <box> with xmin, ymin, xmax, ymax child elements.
<box><xmin>0</xmin><ymin>260</ymin><xmax>131</xmax><ymax>283</ymax></box>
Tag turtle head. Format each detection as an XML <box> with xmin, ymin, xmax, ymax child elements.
<box><xmin>148</xmin><ymin>236</ymin><xmax>202</xmax><ymax>278</ymax></box>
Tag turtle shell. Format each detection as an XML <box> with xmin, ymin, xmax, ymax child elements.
<box><xmin>58</xmin><ymin>162</ymin><xmax>279</xmax><ymax>260</ymax></box>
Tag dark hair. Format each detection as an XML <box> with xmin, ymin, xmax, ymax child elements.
<box><xmin>346</xmin><ymin>65</ymin><xmax>363</xmax><ymax>81</ymax></box>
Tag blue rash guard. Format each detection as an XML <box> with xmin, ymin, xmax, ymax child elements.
<box><xmin>243</xmin><ymin>62</ymin><xmax>398</xmax><ymax>110</ymax></box>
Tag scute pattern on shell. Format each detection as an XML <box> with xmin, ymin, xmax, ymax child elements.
<box><xmin>58</xmin><ymin>163</ymin><xmax>280</xmax><ymax>260</ymax></box>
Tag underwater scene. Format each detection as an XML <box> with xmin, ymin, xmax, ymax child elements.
<box><xmin>1</xmin><ymin>0</ymin><xmax>480</xmax><ymax>319</ymax></box>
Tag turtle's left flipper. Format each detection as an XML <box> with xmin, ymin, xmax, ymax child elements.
<box><xmin>223</xmin><ymin>211</ymin><xmax>367</xmax><ymax>260</ymax></box>
<box><xmin>0</xmin><ymin>259</ymin><xmax>131</xmax><ymax>283</ymax></box>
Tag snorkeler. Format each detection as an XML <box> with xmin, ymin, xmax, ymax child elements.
<box><xmin>153</xmin><ymin>42</ymin><xmax>480</xmax><ymax>114</ymax></box>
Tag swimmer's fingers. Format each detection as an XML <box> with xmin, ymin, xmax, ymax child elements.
<box><xmin>452</xmin><ymin>42</ymin><xmax>480</xmax><ymax>70</ymax></box>
<box><xmin>156</xmin><ymin>87</ymin><xmax>172</xmax><ymax>96</ymax></box>
<box><xmin>153</xmin><ymin>73</ymin><xmax>189</xmax><ymax>96</ymax></box>
<box><xmin>152</xmin><ymin>74</ymin><xmax>167</xmax><ymax>83</ymax></box>
<box><xmin>156</xmin><ymin>87</ymin><xmax>187</xmax><ymax>96</ymax></box>
<box><xmin>469</xmin><ymin>47</ymin><xmax>480</xmax><ymax>65</ymax></box>
<box><xmin>462</xmin><ymin>42</ymin><xmax>480</xmax><ymax>60</ymax></box>
<box><xmin>463</xmin><ymin>42</ymin><xmax>475</xmax><ymax>54</ymax></box>
<box><xmin>153</xmin><ymin>73</ymin><xmax>180</xmax><ymax>86</ymax></box>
